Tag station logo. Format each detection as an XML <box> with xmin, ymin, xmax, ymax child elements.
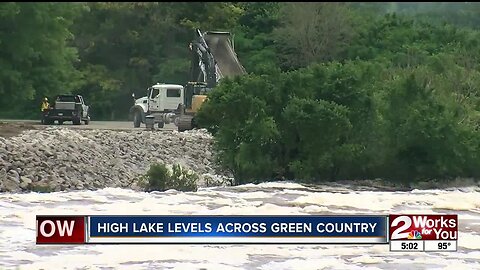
<box><xmin>389</xmin><ymin>215</ymin><xmax>457</xmax><ymax>241</ymax></box>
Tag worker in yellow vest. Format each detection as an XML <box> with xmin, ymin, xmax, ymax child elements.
<box><xmin>40</xmin><ymin>97</ymin><xmax>50</xmax><ymax>124</ymax></box>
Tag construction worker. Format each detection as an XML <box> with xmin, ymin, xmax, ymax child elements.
<box><xmin>40</xmin><ymin>97</ymin><xmax>49</xmax><ymax>124</ymax></box>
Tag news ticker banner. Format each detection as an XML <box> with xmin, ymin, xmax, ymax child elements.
<box><xmin>36</xmin><ymin>215</ymin><xmax>457</xmax><ymax>251</ymax></box>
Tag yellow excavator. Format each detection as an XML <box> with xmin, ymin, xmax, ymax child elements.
<box><xmin>130</xmin><ymin>29</ymin><xmax>246</xmax><ymax>131</ymax></box>
<box><xmin>177</xmin><ymin>29</ymin><xmax>247</xmax><ymax>131</ymax></box>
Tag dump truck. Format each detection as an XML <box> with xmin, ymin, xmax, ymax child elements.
<box><xmin>130</xmin><ymin>29</ymin><xmax>246</xmax><ymax>131</ymax></box>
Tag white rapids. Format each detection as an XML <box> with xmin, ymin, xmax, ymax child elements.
<box><xmin>1</xmin><ymin>182</ymin><xmax>479</xmax><ymax>270</ymax></box>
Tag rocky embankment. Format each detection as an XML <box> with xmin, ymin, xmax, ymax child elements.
<box><xmin>0</xmin><ymin>127</ymin><xmax>230</xmax><ymax>192</ymax></box>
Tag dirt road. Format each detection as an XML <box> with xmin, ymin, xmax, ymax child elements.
<box><xmin>0</xmin><ymin>119</ymin><xmax>177</xmax><ymax>138</ymax></box>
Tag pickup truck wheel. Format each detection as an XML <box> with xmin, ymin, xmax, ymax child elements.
<box><xmin>158</xmin><ymin>122</ymin><xmax>164</xmax><ymax>128</ymax></box>
<box><xmin>73</xmin><ymin>117</ymin><xmax>81</xmax><ymax>125</ymax></box>
<box><xmin>133</xmin><ymin>111</ymin><xmax>141</xmax><ymax>128</ymax></box>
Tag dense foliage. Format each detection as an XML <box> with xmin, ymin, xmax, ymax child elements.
<box><xmin>2</xmin><ymin>3</ymin><xmax>480</xmax><ymax>184</ymax></box>
<box><xmin>140</xmin><ymin>163</ymin><xmax>198</xmax><ymax>192</ymax></box>
<box><xmin>196</xmin><ymin>3</ymin><xmax>480</xmax><ymax>184</ymax></box>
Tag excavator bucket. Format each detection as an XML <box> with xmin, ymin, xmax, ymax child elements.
<box><xmin>203</xmin><ymin>31</ymin><xmax>246</xmax><ymax>79</ymax></box>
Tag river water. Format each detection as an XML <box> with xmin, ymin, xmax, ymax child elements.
<box><xmin>0</xmin><ymin>182</ymin><xmax>479</xmax><ymax>270</ymax></box>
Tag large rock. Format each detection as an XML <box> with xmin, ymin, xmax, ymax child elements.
<box><xmin>1</xmin><ymin>176</ymin><xmax>21</xmax><ymax>192</ymax></box>
<box><xmin>0</xmin><ymin>168</ymin><xmax>6</xmax><ymax>180</ymax></box>
<box><xmin>8</xmin><ymin>170</ymin><xmax>20</xmax><ymax>182</ymax></box>
<box><xmin>19</xmin><ymin>176</ymin><xmax>32</xmax><ymax>189</ymax></box>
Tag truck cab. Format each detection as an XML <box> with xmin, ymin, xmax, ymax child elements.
<box><xmin>146</xmin><ymin>84</ymin><xmax>184</xmax><ymax>112</ymax></box>
<box><xmin>130</xmin><ymin>83</ymin><xmax>185</xmax><ymax>128</ymax></box>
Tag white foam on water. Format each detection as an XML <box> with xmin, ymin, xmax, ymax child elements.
<box><xmin>0</xmin><ymin>182</ymin><xmax>478</xmax><ymax>269</ymax></box>
<box><xmin>20</xmin><ymin>245</ymin><xmax>252</xmax><ymax>270</ymax></box>
<box><xmin>301</xmin><ymin>205</ymin><xmax>331</xmax><ymax>213</ymax></box>
<box><xmin>349</xmin><ymin>255</ymin><xmax>385</xmax><ymax>264</ymax></box>
<box><xmin>254</xmin><ymin>203</ymin><xmax>304</xmax><ymax>215</ymax></box>
<box><xmin>458</xmin><ymin>233</ymin><xmax>480</xmax><ymax>250</ymax></box>
<box><xmin>254</xmin><ymin>181</ymin><xmax>306</xmax><ymax>189</ymax></box>
<box><xmin>259</xmin><ymin>258</ymin><xmax>382</xmax><ymax>270</ymax></box>
<box><xmin>231</xmin><ymin>191</ymin><xmax>274</xmax><ymax>199</ymax></box>
<box><xmin>457</xmin><ymin>214</ymin><xmax>480</xmax><ymax>220</ymax></box>
<box><xmin>291</xmin><ymin>190</ymin><xmax>480</xmax><ymax>212</ymax></box>
<box><xmin>454</xmin><ymin>250</ymin><xmax>480</xmax><ymax>260</ymax></box>
<box><xmin>291</xmin><ymin>192</ymin><xmax>409</xmax><ymax>211</ymax></box>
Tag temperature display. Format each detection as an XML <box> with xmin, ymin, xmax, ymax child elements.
<box><xmin>424</xmin><ymin>240</ymin><xmax>457</xmax><ymax>252</ymax></box>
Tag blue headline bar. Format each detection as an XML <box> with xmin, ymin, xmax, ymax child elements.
<box><xmin>89</xmin><ymin>215</ymin><xmax>387</xmax><ymax>239</ymax></box>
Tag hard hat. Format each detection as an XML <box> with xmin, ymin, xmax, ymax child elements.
<box><xmin>44</xmin><ymin>97</ymin><xmax>48</xmax><ymax>101</ymax></box>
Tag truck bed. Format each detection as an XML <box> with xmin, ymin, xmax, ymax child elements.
<box><xmin>204</xmin><ymin>32</ymin><xmax>246</xmax><ymax>79</ymax></box>
<box><xmin>54</xmin><ymin>102</ymin><xmax>76</xmax><ymax>110</ymax></box>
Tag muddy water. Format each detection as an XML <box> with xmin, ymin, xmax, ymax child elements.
<box><xmin>1</xmin><ymin>182</ymin><xmax>479</xmax><ymax>270</ymax></box>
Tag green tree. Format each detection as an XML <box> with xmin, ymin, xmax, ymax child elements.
<box><xmin>0</xmin><ymin>3</ymin><xmax>83</xmax><ymax>118</ymax></box>
<box><xmin>197</xmin><ymin>61</ymin><xmax>377</xmax><ymax>183</ymax></box>
<box><xmin>197</xmin><ymin>76</ymin><xmax>280</xmax><ymax>184</ymax></box>
<box><xmin>274</xmin><ymin>3</ymin><xmax>356</xmax><ymax>69</ymax></box>
<box><xmin>233</xmin><ymin>3</ymin><xmax>280</xmax><ymax>74</ymax></box>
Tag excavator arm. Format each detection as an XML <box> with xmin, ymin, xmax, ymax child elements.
<box><xmin>178</xmin><ymin>29</ymin><xmax>247</xmax><ymax>132</ymax></box>
<box><xmin>190</xmin><ymin>29</ymin><xmax>219</xmax><ymax>89</ymax></box>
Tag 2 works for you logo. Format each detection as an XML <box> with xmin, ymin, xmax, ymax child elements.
<box><xmin>389</xmin><ymin>215</ymin><xmax>457</xmax><ymax>241</ymax></box>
